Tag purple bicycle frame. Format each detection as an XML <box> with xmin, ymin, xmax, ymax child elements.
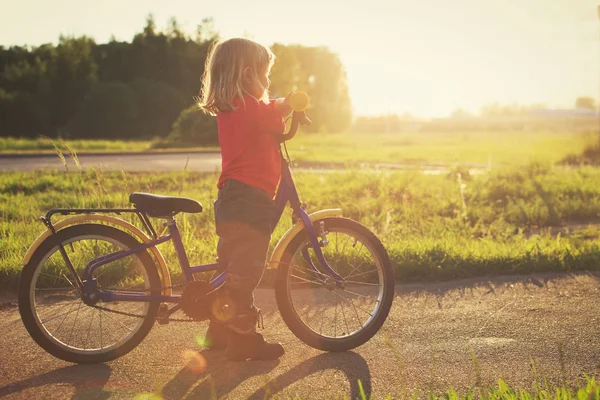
<box><xmin>81</xmin><ymin>156</ymin><xmax>343</xmax><ymax>304</ymax></box>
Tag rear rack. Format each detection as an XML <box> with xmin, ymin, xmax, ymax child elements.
<box><xmin>40</xmin><ymin>208</ymin><xmax>158</xmax><ymax>239</ymax></box>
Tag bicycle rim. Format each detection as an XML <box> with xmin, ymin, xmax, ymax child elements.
<box><xmin>28</xmin><ymin>233</ymin><xmax>152</xmax><ymax>356</ymax></box>
<box><xmin>284</xmin><ymin>226</ymin><xmax>386</xmax><ymax>340</ymax></box>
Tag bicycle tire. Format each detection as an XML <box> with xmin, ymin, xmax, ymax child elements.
<box><xmin>275</xmin><ymin>217</ymin><xmax>394</xmax><ymax>352</ymax></box>
<box><xmin>19</xmin><ymin>224</ymin><xmax>161</xmax><ymax>363</ymax></box>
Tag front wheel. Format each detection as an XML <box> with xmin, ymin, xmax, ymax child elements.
<box><xmin>19</xmin><ymin>224</ymin><xmax>161</xmax><ymax>363</ymax></box>
<box><xmin>275</xmin><ymin>217</ymin><xmax>394</xmax><ymax>351</ymax></box>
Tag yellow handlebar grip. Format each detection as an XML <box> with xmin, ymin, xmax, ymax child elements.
<box><xmin>289</xmin><ymin>91</ymin><xmax>310</xmax><ymax>112</ymax></box>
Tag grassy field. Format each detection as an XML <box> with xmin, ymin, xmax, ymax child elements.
<box><xmin>287</xmin><ymin>130</ymin><xmax>598</xmax><ymax>165</ymax></box>
<box><xmin>1</xmin><ymin>130</ymin><xmax>596</xmax><ymax>165</ymax></box>
<box><xmin>0</xmin><ymin>137</ymin><xmax>154</xmax><ymax>153</ymax></box>
<box><xmin>1</xmin><ymin>160</ymin><xmax>600</xmax><ymax>290</ymax></box>
<box><xmin>1</xmin><ymin>134</ymin><xmax>599</xmax><ymax>396</ymax></box>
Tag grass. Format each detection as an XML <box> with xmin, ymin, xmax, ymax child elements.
<box><xmin>1</xmin><ymin>159</ymin><xmax>600</xmax><ymax>290</ymax></box>
<box><xmin>133</xmin><ymin>372</ymin><xmax>600</xmax><ymax>399</ymax></box>
<box><xmin>1</xmin><ymin>130</ymin><xmax>596</xmax><ymax>166</ymax></box>
<box><xmin>285</xmin><ymin>130</ymin><xmax>597</xmax><ymax>165</ymax></box>
<box><xmin>1</xmin><ymin>138</ymin><xmax>599</xmax><ymax>399</ymax></box>
<box><xmin>0</xmin><ymin>136</ymin><xmax>153</xmax><ymax>153</ymax></box>
<box><xmin>561</xmin><ymin>141</ymin><xmax>600</xmax><ymax>165</ymax></box>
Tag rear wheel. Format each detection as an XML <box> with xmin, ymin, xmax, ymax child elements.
<box><xmin>19</xmin><ymin>224</ymin><xmax>161</xmax><ymax>363</ymax></box>
<box><xmin>275</xmin><ymin>217</ymin><xmax>394</xmax><ymax>351</ymax></box>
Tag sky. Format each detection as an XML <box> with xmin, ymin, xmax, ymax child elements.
<box><xmin>1</xmin><ymin>0</ymin><xmax>599</xmax><ymax>117</ymax></box>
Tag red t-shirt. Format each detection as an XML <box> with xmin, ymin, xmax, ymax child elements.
<box><xmin>216</xmin><ymin>96</ymin><xmax>285</xmax><ymax>197</ymax></box>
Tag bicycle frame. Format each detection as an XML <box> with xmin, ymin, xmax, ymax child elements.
<box><xmin>48</xmin><ymin>142</ymin><xmax>344</xmax><ymax>308</ymax></box>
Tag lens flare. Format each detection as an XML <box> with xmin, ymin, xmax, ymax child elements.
<box><xmin>195</xmin><ymin>333</ymin><xmax>208</xmax><ymax>347</ymax></box>
<box><xmin>211</xmin><ymin>295</ymin><xmax>236</xmax><ymax>322</ymax></box>
<box><xmin>133</xmin><ymin>393</ymin><xmax>163</xmax><ymax>400</ymax></box>
<box><xmin>180</xmin><ymin>349</ymin><xmax>207</xmax><ymax>373</ymax></box>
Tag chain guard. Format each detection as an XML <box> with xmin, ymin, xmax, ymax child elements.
<box><xmin>180</xmin><ymin>281</ymin><xmax>215</xmax><ymax>321</ymax></box>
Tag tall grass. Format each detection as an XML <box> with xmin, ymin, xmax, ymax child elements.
<box><xmin>0</xmin><ymin>136</ymin><xmax>152</xmax><ymax>153</ymax></box>
<box><xmin>1</xmin><ymin>161</ymin><xmax>599</xmax><ymax>290</ymax></box>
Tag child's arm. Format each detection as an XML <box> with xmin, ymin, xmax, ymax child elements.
<box><xmin>254</xmin><ymin>99</ymin><xmax>287</xmax><ymax>135</ymax></box>
<box><xmin>273</xmin><ymin>92</ymin><xmax>293</xmax><ymax>117</ymax></box>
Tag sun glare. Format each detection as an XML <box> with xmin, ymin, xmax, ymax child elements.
<box><xmin>0</xmin><ymin>0</ymin><xmax>597</xmax><ymax>116</ymax></box>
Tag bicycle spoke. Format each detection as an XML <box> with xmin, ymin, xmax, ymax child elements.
<box><xmin>38</xmin><ymin>272</ymin><xmax>75</xmax><ymax>284</ymax></box>
<box><xmin>290</xmin><ymin>274</ymin><xmax>324</xmax><ymax>286</ymax></box>
<box><xmin>344</xmin><ymin>280</ymin><xmax>381</xmax><ymax>287</ymax></box>
<box><xmin>334</xmin><ymin>296</ymin><xmax>338</xmax><ymax>337</ymax></box>
<box><xmin>67</xmin><ymin>302</ymin><xmax>83</xmax><ymax>346</ymax></box>
<box><xmin>292</xmin><ymin>264</ymin><xmax>327</xmax><ymax>280</ymax></box>
<box><xmin>339</xmin><ymin>293</ymin><xmax>351</xmax><ymax>335</ymax></box>
<box><xmin>84</xmin><ymin>307</ymin><xmax>95</xmax><ymax>350</ymax></box>
<box><xmin>98</xmin><ymin>308</ymin><xmax>135</xmax><ymax>333</ymax></box>
<box><xmin>35</xmin><ymin>287</ymin><xmax>77</xmax><ymax>292</ymax></box>
<box><xmin>50</xmin><ymin>301</ymin><xmax>77</xmax><ymax>337</ymax></box>
<box><xmin>99</xmin><ymin>308</ymin><xmax>103</xmax><ymax>349</ymax></box>
<box><xmin>344</xmin><ymin>260</ymin><xmax>368</xmax><ymax>280</ymax></box>
<box><xmin>341</xmin><ymin>289</ymin><xmax>376</xmax><ymax>300</ymax></box>
<box><xmin>40</xmin><ymin>303</ymin><xmax>80</xmax><ymax>325</ymax></box>
<box><xmin>333</xmin><ymin>234</ymin><xmax>352</xmax><ymax>272</ymax></box>
<box><xmin>345</xmin><ymin>268</ymin><xmax>378</xmax><ymax>280</ymax></box>
<box><xmin>332</xmin><ymin>290</ymin><xmax>373</xmax><ymax>318</ymax></box>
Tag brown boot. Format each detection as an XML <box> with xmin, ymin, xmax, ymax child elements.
<box><xmin>224</xmin><ymin>306</ymin><xmax>285</xmax><ymax>361</ymax></box>
<box><xmin>202</xmin><ymin>320</ymin><xmax>230</xmax><ymax>350</ymax></box>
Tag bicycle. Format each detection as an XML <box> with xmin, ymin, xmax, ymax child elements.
<box><xmin>18</xmin><ymin>93</ymin><xmax>395</xmax><ymax>364</ymax></box>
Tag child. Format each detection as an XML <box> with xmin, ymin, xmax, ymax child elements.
<box><xmin>198</xmin><ymin>38</ymin><xmax>292</xmax><ymax>361</ymax></box>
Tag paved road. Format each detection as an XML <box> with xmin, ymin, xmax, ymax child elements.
<box><xmin>1</xmin><ymin>273</ymin><xmax>599</xmax><ymax>399</ymax></box>
<box><xmin>0</xmin><ymin>153</ymin><xmax>484</xmax><ymax>175</ymax></box>
<box><xmin>0</xmin><ymin>153</ymin><xmax>223</xmax><ymax>173</ymax></box>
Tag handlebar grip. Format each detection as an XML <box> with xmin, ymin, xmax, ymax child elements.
<box><xmin>289</xmin><ymin>91</ymin><xmax>310</xmax><ymax>112</ymax></box>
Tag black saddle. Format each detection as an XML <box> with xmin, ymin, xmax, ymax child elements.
<box><xmin>129</xmin><ymin>192</ymin><xmax>203</xmax><ymax>217</ymax></box>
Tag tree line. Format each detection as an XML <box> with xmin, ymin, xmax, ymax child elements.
<box><xmin>0</xmin><ymin>16</ymin><xmax>352</xmax><ymax>143</ymax></box>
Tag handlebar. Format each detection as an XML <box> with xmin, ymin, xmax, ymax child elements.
<box><xmin>280</xmin><ymin>91</ymin><xmax>311</xmax><ymax>142</ymax></box>
<box><xmin>280</xmin><ymin>111</ymin><xmax>311</xmax><ymax>142</ymax></box>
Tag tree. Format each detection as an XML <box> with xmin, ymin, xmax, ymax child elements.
<box><xmin>0</xmin><ymin>18</ymin><xmax>353</xmax><ymax>139</ymax></box>
<box><xmin>64</xmin><ymin>82</ymin><xmax>138</xmax><ymax>139</ymax></box>
<box><xmin>46</xmin><ymin>36</ymin><xmax>98</xmax><ymax>132</ymax></box>
<box><xmin>576</xmin><ymin>96</ymin><xmax>596</xmax><ymax>110</ymax></box>
<box><xmin>270</xmin><ymin>44</ymin><xmax>352</xmax><ymax>133</ymax></box>
<box><xmin>129</xmin><ymin>77</ymin><xmax>186</xmax><ymax>138</ymax></box>
<box><xmin>165</xmin><ymin>105</ymin><xmax>218</xmax><ymax>146</ymax></box>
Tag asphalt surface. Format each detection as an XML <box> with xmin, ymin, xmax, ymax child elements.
<box><xmin>1</xmin><ymin>272</ymin><xmax>599</xmax><ymax>399</ymax></box>
<box><xmin>0</xmin><ymin>153</ymin><xmax>484</xmax><ymax>175</ymax></box>
<box><xmin>0</xmin><ymin>153</ymin><xmax>222</xmax><ymax>173</ymax></box>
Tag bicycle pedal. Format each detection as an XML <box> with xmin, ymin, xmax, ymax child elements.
<box><xmin>157</xmin><ymin>302</ymin><xmax>169</xmax><ymax>325</ymax></box>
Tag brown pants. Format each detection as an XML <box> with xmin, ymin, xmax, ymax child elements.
<box><xmin>214</xmin><ymin>179</ymin><xmax>276</xmax><ymax>311</ymax></box>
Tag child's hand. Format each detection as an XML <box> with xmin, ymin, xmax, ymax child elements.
<box><xmin>275</xmin><ymin>92</ymin><xmax>294</xmax><ymax>117</ymax></box>
<box><xmin>284</xmin><ymin>91</ymin><xmax>294</xmax><ymax>107</ymax></box>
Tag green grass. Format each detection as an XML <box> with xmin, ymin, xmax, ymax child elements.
<box><xmin>287</xmin><ymin>130</ymin><xmax>597</xmax><ymax>165</ymax></box>
<box><xmin>2</xmin><ymin>130</ymin><xmax>595</xmax><ymax>166</ymax></box>
<box><xmin>0</xmin><ymin>137</ymin><xmax>153</xmax><ymax>153</ymax></box>
<box><xmin>133</xmin><ymin>375</ymin><xmax>600</xmax><ymax>399</ymax></box>
<box><xmin>1</xmin><ymin>160</ymin><xmax>600</xmax><ymax>290</ymax></box>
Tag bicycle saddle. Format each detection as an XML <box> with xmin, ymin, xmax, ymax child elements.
<box><xmin>129</xmin><ymin>192</ymin><xmax>203</xmax><ymax>217</ymax></box>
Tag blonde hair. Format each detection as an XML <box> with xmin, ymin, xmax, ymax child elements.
<box><xmin>198</xmin><ymin>38</ymin><xmax>275</xmax><ymax>114</ymax></box>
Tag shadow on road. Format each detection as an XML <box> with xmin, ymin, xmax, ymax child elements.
<box><xmin>395</xmin><ymin>271</ymin><xmax>600</xmax><ymax>300</ymax></box>
<box><xmin>0</xmin><ymin>364</ymin><xmax>112</xmax><ymax>400</ymax></box>
<box><xmin>161</xmin><ymin>349</ymin><xmax>279</xmax><ymax>399</ymax></box>
<box><xmin>161</xmin><ymin>350</ymin><xmax>371</xmax><ymax>399</ymax></box>
<box><xmin>246</xmin><ymin>351</ymin><xmax>372</xmax><ymax>400</ymax></box>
